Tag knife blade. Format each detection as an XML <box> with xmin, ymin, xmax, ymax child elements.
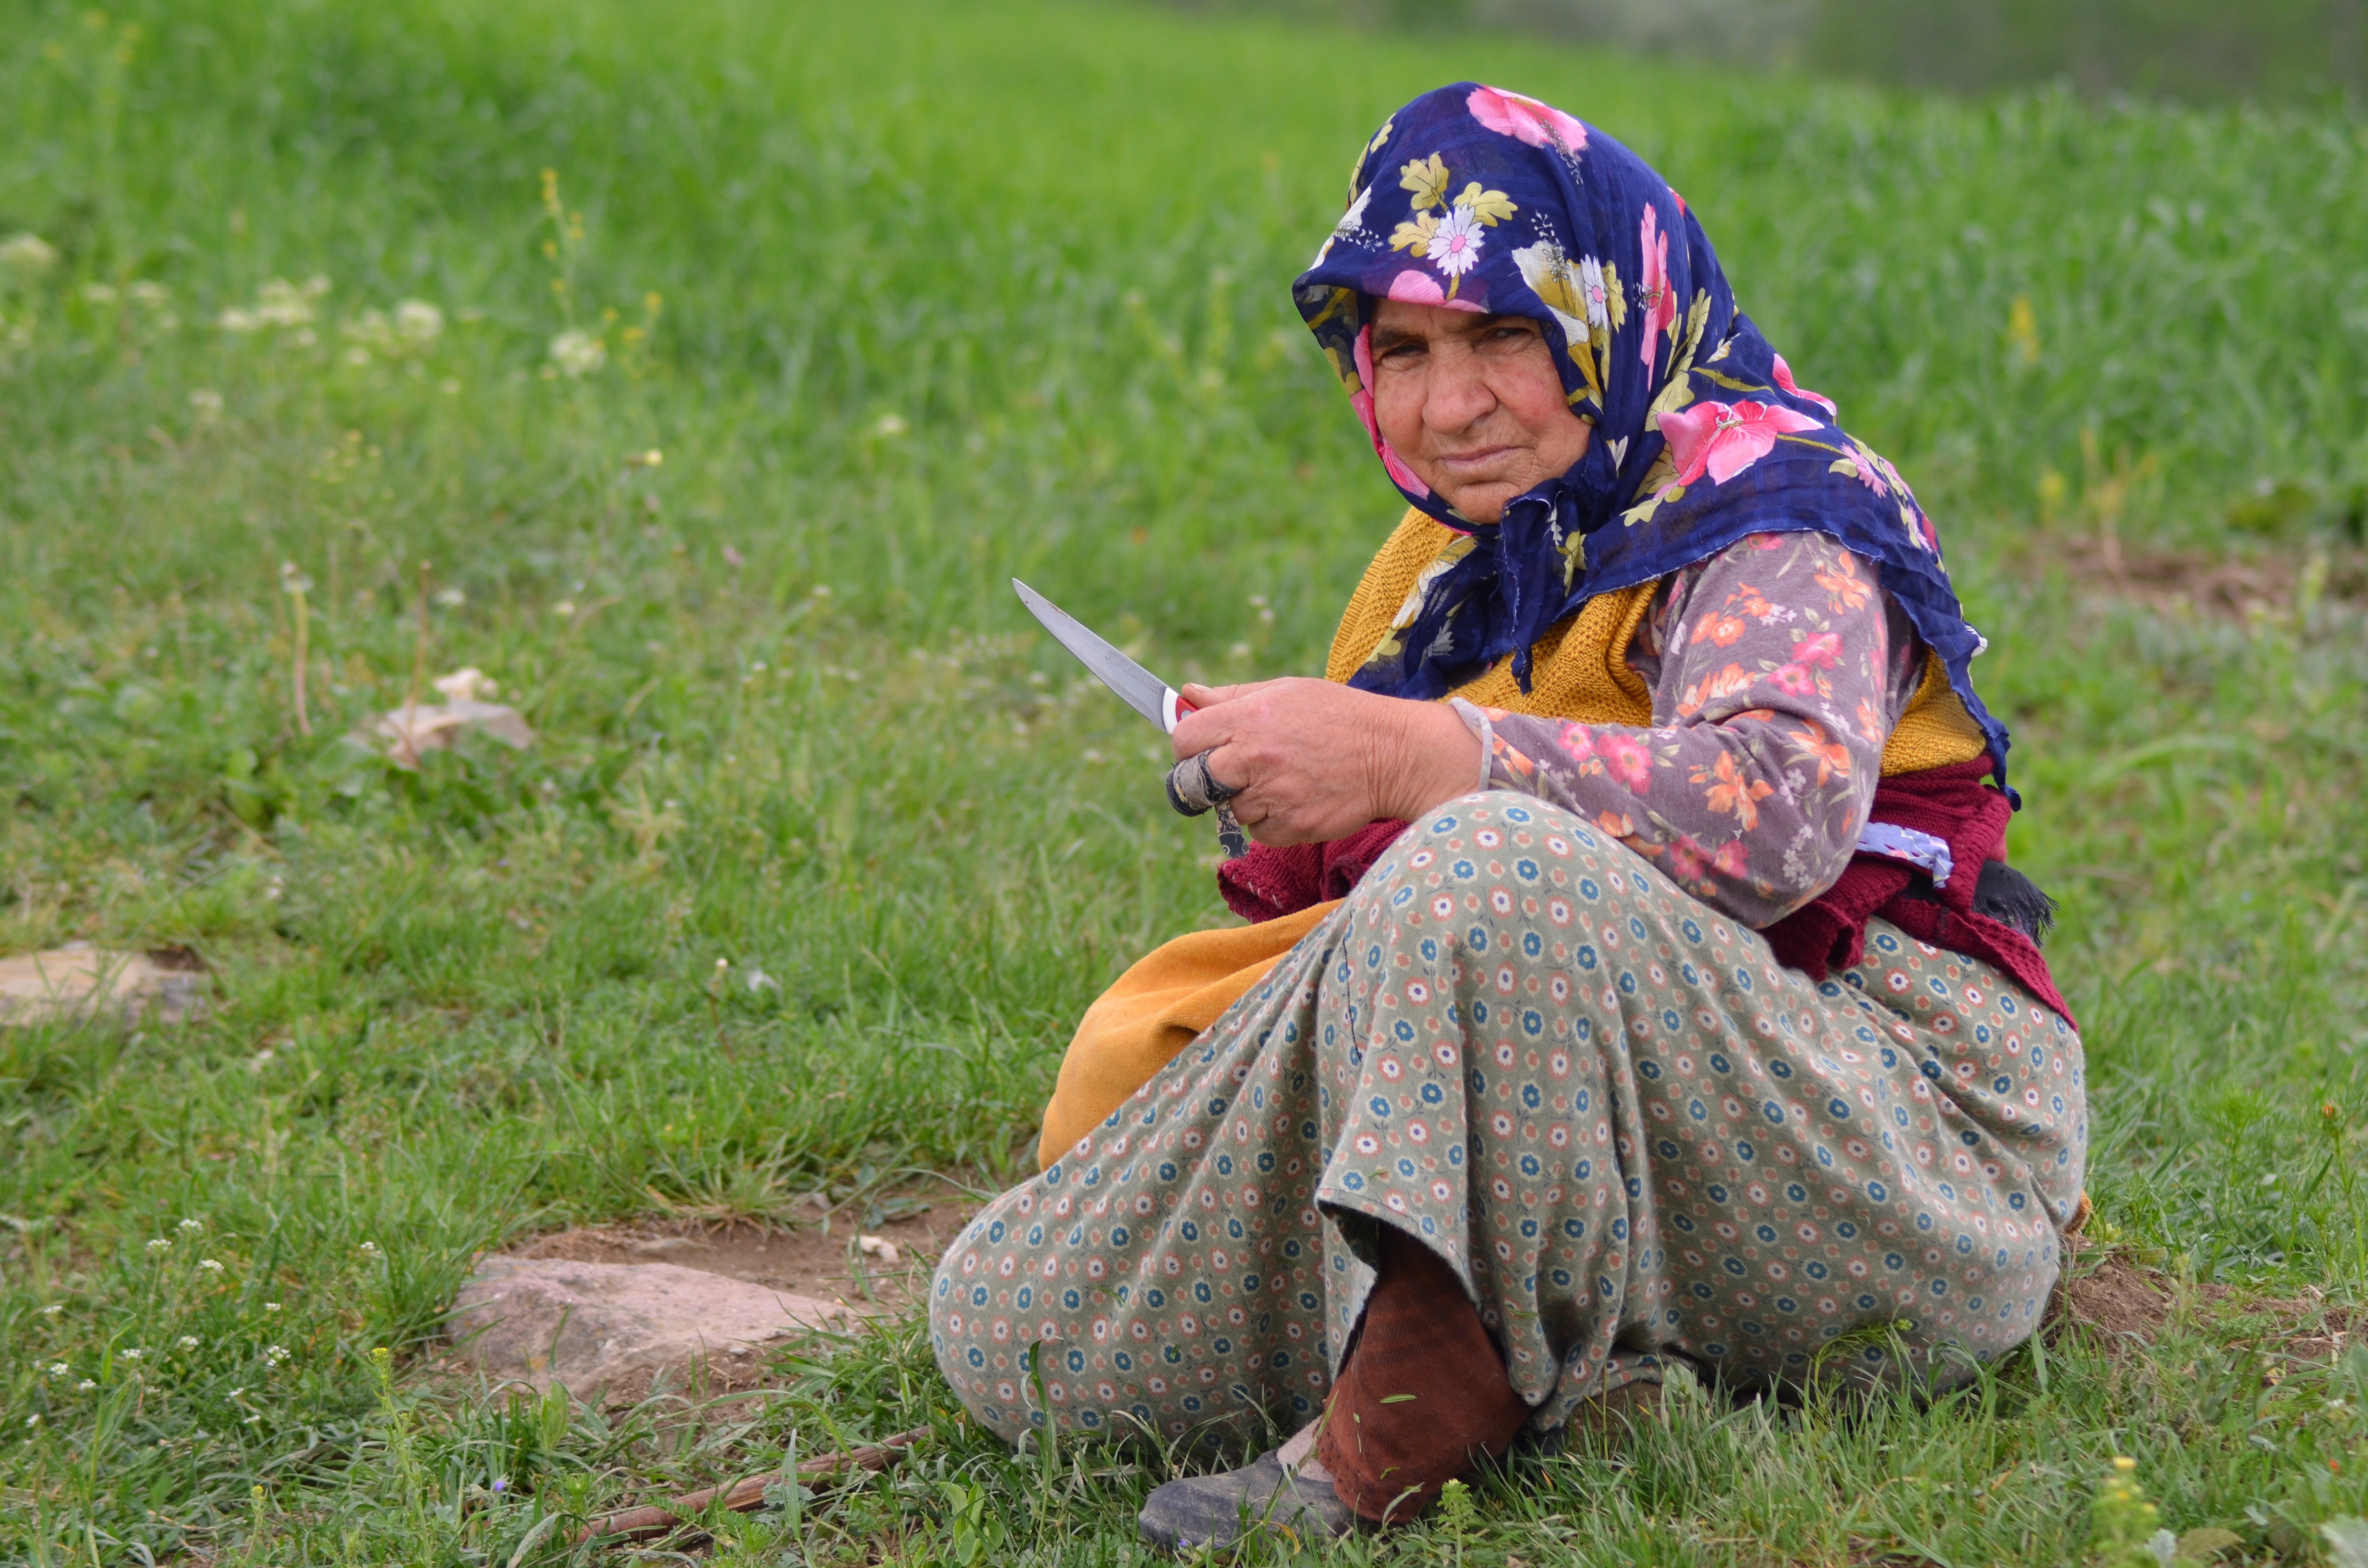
<box><xmin>1011</xmin><ymin>578</ymin><xmax>1190</xmax><ymax>733</ymax></box>
<box><xmin>1011</xmin><ymin>578</ymin><xmax>1247</xmax><ymax>858</ymax></box>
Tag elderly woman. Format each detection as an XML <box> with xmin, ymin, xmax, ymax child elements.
<box><xmin>931</xmin><ymin>84</ymin><xmax>2085</xmax><ymax>1548</ymax></box>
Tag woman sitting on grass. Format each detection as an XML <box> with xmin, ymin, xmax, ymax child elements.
<box><xmin>931</xmin><ymin>83</ymin><xmax>2086</xmax><ymax>1548</ymax></box>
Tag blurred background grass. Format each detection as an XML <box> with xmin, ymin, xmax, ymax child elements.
<box><xmin>1</xmin><ymin>0</ymin><xmax>2365</xmax><ymax>1561</ymax></box>
<box><xmin>1166</xmin><ymin>0</ymin><xmax>2368</xmax><ymax>102</ymax></box>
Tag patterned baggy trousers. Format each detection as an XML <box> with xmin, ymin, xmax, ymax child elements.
<box><xmin>932</xmin><ymin>793</ymin><xmax>2086</xmax><ymax>1441</ymax></box>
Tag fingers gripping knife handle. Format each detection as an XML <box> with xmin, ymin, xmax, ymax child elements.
<box><xmin>1166</xmin><ymin>750</ymin><xmax>1249</xmax><ymax>860</ymax></box>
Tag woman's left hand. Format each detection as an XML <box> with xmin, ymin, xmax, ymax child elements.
<box><xmin>1169</xmin><ymin>678</ymin><xmax>1481</xmax><ymax>845</ymax></box>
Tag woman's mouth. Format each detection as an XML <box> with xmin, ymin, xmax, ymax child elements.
<box><xmin>1435</xmin><ymin>443</ymin><xmax>1520</xmax><ymax>474</ymax></box>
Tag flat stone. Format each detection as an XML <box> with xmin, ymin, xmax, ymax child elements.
<box><xmin>0</xmin><ymin>944</ymin><xmax>205</xmax><ymax>1027</ymax></box>
<box><xmin>446</xmin><ymin>1257</ymin><xmax>863</xmax><ymax>1393</ymax></box>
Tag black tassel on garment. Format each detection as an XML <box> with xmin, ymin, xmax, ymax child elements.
<box><xmin>1970</xmin><ymin>861</ymin><xmax>2058</xmax><ymax>945</ymax></box>
<box><xmin>1895</xmin><ymin>860</ymin><xmax>2059</xmax><ymax>945</ymax></box>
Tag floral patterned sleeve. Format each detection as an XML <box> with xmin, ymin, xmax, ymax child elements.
<box><xmin>1462</xmin><ymin>531</ymin><xmax>1925</xmax><ymax>928</ymax></box>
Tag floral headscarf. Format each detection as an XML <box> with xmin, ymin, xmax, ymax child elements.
<box><xmin>1296</xmin><ymin>83</ymin><xmax>2015</xmax><ymax>792</ymax></box>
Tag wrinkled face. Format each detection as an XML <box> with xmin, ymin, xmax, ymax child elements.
<box><xmin>1368</xmin><ymin>299</ymin><xmax>1593</xmax><ymax>524</ymax></box>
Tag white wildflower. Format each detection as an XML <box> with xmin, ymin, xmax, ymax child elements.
<box><xmin>41</xmin><ymin>1305</ymin><xmax>62</xmax><ymax>1318</ymax></box>
<box><xmin>0</xmin><ymin>233</ymin><xmax>59</xmax><ymax>276</ymax></box>
<box><xmin>199</xmin><ymin>1258</ymin><xmax>224</xmax><ymax>1273</ymax></box>
<box><xmin>394</xmin><ymin>299</ymin><xmax>443</xmax><ymax>344</ymax></box>
<box><xmin>77</xmin><ymin>1380</ymin><xmax>96</xmax><ymax>1392</ymax></box>
<box><xmin>218</xmin><ymin>306</ymin><xmax>260</xmax><ymax>332</ymax></box>
<box><xmin>146</xmin><ymin>1238</ymin><xmax>171</xmax><ymax>1253</ymax></box>
<box><xmin>357</xmin><ymin>1240</ymin><xmax>382</xmax><ymax>1258</ymax></box>
<box><xmin>432</xmin><ymin>667</ymin><xmax>496</xmax><ymax>701</ymax></box>
<box><xmin>254</xmin><ymin>275</ymin><xmax>330</xmax><ymax>328</ymax></box>
<box><xmin>548</xmin><ymin>329</ymin><xmax>605</xmax><ymax>378</ymax></box>
<box><xmin>47</xmin><ymin>1363</ymin><xmax>67</xmax><ymax>1378</ymax></box>
<box><xmin>178</xmin><ymin>1336</ymin><xmax>200</xmax><ymax>1351</ymax></box>
<box><xmin>264</xmin><ymin>1345</ymin><xmax>290</xmax><ymax>1364</ymax></box>
<box><xmin>23</xmin><ymin>1413</ymin><xmax>37</xmax><ymax>1427</ymax></box>
<box><xmin>261</xmin><ymin>1302</ymin><xmax>281</xmax><ymax>1314</ymax></box>
<box><xmin>120</xmin><ymin>1348</ymin><xmax>142</xmax><ymax>1361</ymax></box>
<box><xmin>869</xmin><ymin>412</ymin><xmax>908</xmax><ymax>439</ymax></box>
<box><xmin>178</xmin><ymin>1217</ymin><xmax>204</xmax><ymax>1234</ymax></box>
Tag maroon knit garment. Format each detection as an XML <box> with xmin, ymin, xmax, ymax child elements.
<box><xmin>1217</xmin><ymin>818</ymin><xmax>1410</xmax><ymax>923</ymax></box>
<box><xmin>1762</xmin><ymin>757</ymin><xmax>2073</xmax><ymax>1026</ymax></box>
<box><xmin>1212</xmin><ymin>760</ymin><xmax>2071</xmax><ymax>1027</ymax></box>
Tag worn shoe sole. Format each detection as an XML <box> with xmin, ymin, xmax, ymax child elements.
<box><xmin>1137</xmin><ymin>1450</ymin><xmax>1361</xmax><ymax>1553</ymax></box>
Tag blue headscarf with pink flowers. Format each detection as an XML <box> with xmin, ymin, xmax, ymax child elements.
<box><xmin>1296</xmin><ymin>83</ymin><xmax>2016</xmax><ymax>793</ymax></box>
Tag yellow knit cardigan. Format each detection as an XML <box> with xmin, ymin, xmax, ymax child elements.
<box><xmin>1035</xmin><ymin>511</ymin><xmax>1989</xmax><ymax>1166</ymax></box>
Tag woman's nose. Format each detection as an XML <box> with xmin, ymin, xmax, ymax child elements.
<box><xmin>1424</xmin><ymin>347</ymin><xmax>1498</xmax><ymax>431</ymax></box>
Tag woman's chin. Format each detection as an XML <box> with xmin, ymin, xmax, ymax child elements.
<box><xmin>1438</xmin><ymin>487</ymin><xmax>1510</xmax><ymax>525</ymax></box>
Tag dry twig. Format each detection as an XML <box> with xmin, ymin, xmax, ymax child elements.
<box><xmin>569</xmin><ymin>1427</ymin><xmax>929</xmax><ymax>1545</ymax></box>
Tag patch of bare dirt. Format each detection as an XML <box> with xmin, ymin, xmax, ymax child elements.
<box><xmin>2034</xmin><ymin>534</ymin><xmax>2368</xmax><ymax>618</ymax></box>
<box><xmin>521</xmin><ymin>1190</ymin><xmax>973</xmax><ymax>1308</ymax></box>
<box><xmin>2048</xmin><ymin>1249</ymin><xmax>2361</xmax><ymax>1369</ymax></box>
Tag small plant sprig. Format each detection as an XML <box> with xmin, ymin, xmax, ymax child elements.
<box><xmin>541</xmin><ymin>169</ymin><xmax>606</xmax><ymax>380</ymax></box>
<box><xmin>2321</xmin><ymin>1100</ymin><xmax>2364</xmax><ymax>1275</ymax></box>
<box><xmin>2087</xmin><ymin>1455</ymin><xmax>2170</xmax><ymax>1568</ymax></box>
<box><xmin>279</xmin><ymin>562</ymin><xmax>312</xmax><ymax>736</ymax></box>
<box><xmin>540</xmin><ymin>167</ymin><xmax>583</xmax><ymax>327</ymax></box>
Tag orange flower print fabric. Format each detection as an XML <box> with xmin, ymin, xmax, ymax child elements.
<box><xmin>929</xmin><ymin>796</ymin><xmax>2085</xmax><ymax>1445</ymax></box>
<box><xmin>1475</xmin><ymin>531</ymin><xmax>1924</xmax><ymax>930</ymax></box>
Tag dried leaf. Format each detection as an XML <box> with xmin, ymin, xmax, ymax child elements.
<box><xmin>370</xmin><ymin>697</ymin><xmax>534</xmax><ymax>770</ymax></box>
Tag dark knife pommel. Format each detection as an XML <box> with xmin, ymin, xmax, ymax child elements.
<box><xmin>1165</xmin><ymin>750</ymin><xmax>1237</xmax><ymax>817</ymax></box>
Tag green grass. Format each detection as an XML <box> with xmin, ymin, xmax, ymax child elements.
<box><xmin>1</xmin><ymin>0</ymin><xmax>2365</xmax><ymax>1561</ymax></box>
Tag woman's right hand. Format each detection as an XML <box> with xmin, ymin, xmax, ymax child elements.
<box><xmin>1169</xmin><ymin>678</ymin><xmax>1480</xmax><ymax>845</ymax></box>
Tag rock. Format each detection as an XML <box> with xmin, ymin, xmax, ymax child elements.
<box><xmin>0</xmin><ymin>944</ymin><xmax>205</xmax><ymax>1027</ymax></box>
<box><xmin>445</xmin><ymin>1257</ymin><xmax>862</xmax><ymax>1393</ymax></box>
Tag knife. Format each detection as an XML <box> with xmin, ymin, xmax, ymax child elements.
<box><xmin>1012</xmin><ymin>578</ymin><xmax>1248</xmax><ymax>857</ymax></box>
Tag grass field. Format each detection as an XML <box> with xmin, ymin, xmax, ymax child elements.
<box><xmin>3</xmin><ymin>0</ymin><xmax>2367</xmax><ymax>1561</ymax></box>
